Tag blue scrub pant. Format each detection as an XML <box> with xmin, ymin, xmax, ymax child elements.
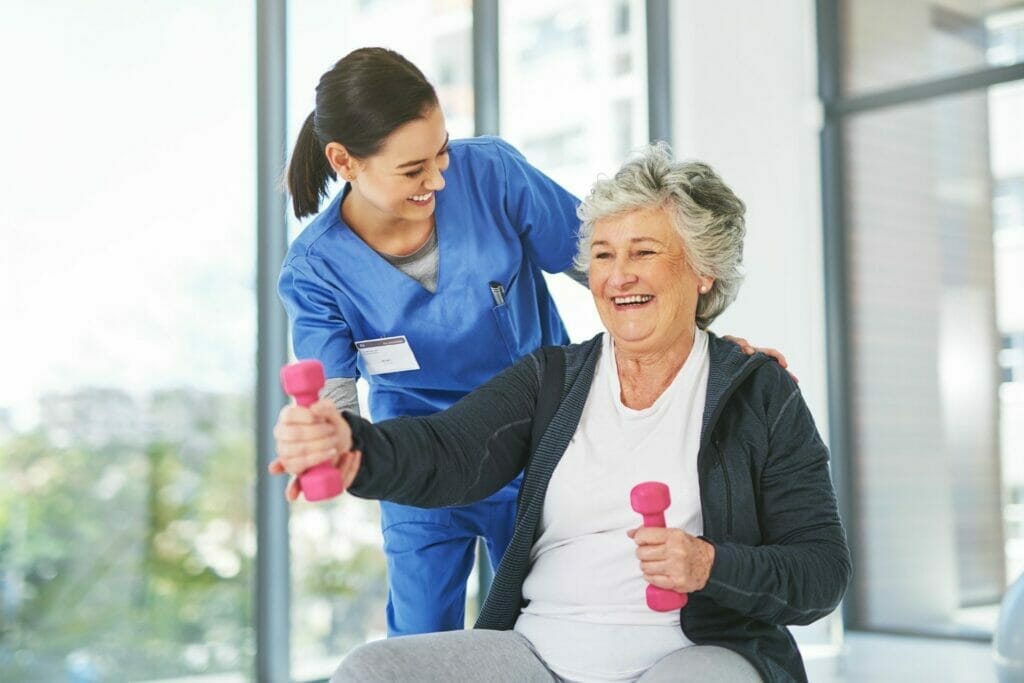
<box><xmin>380</xmin><ymin>478</ymin><xmax>520</xmax><ymax>637</ymax></box>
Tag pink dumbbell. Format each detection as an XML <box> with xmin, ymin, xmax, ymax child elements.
<box><xmin>630</xmin><ymin>481</ymin><xmax>689</xmax><ymax>611</ymax></box>
<box><xmin>280</xmin><ymin>359</ymin><xmax>344</xmax><ymax>501</ymax></box>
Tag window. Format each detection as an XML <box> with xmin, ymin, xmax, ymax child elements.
<box><xmin>499</xmin><ymin>0</ymin><xmax>647</xmax><ymax>196</ymax></box>
<box><xmin>499</xmin><ymin>0</ymin><xmax>648</xmax><ymax>342</ymax></box>
<box><xmin>831</xmin><ymin>1</ymin><xmax>1024</xmax><ymax>636</ymax></box>
<box><xmin>0</xmin><ymin>2</ymin><xmax>255</xmax><ymax>680</ymax></box>
<box><xmin>842</xmin><ymin>0</ymin><xmax>1024</xmax><ymax>95</ymax></box>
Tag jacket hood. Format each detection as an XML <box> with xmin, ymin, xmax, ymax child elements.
<box><xmin>701</xmin><ymin>332</ymin><xmax>771</xmax><ymax>442</ymax></box>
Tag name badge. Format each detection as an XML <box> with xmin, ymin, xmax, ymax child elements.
<box><xmin>354</xmin><ymin>335</ymin><xmax>421</xmax><ymax>375</ymax></box>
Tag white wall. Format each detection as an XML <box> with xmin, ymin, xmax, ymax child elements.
<box><xmin>671</xmin><ymin>0</ymin><xmax>828</xmax><ymax>434</ymax></box>
<box><xmin>670</xmin><ymin>0</ymin><xmax>840</xmax><ymax>652</ymax></box>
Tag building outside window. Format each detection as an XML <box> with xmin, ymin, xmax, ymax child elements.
<box><xmin>499</xmin><ymin>0</ymin><xmax>649</xmax><ymax>341</ymax></box>
<box><xmin>834</xmin><ymin>0</ymin><xmax>1024</xmax><ymax>636</ymax></box>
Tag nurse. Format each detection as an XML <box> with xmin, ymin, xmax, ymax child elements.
<box><xmin>275</xmin><ymin>47</ymin><xmax>584</xmax><ymax>637</ymax></box>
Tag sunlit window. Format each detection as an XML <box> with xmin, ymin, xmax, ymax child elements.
<box><xmin>839</xmin><ymin>0</ymin><xmax>1024</xmax><ymax>636</ymax></box>
<box><xmin>0</xmin><ymin>2</ymin><xmax>255</xmax><ymax>680</ymax></box>
<box><xmin>499</xmin><ymin>0</ymin><xmax>648</xmax><ymax>342</ymax></box>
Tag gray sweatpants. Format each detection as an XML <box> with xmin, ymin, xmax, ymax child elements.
<box><xmin>331</xmin><ymin>629</ymin><xmax>762</xmax><ymax>682</ymax></box>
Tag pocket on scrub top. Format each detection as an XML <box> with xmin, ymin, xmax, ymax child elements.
<box><xmin>491</xmin><ymin>303</ymin><xmax>519</xmax><ymax>363</ymax></box>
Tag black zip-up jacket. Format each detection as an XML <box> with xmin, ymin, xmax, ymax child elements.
<box><xmin>346</xmin><ymin>332</ymin><xmax>852</xmax><ymax>682</ymax></box>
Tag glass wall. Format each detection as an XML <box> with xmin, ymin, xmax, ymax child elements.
<box><xmin>499</xmin><ymin>0</ymin><xmax>648</xmax><ymax>340</ymax></box>
<box><xmin>835</xmin><ymin>0</ymin><xmax>1024</xmax><ymax>636</ymax></box>
<box><xmin>499</xmin><ymin>0</ymin><xmax>647</xmax><ymax>197</ymax></box>
<box><xmin>0</xmin><ymin>1</ymin><xmax>256</xmax><ymax>680</ymax></box>
<box><xmin>991</xmin><ymin>76</ymin><xmax>1024</xmax><ymax>588</ymax></box>
<box><xmin>842</xmin><ymin>0</ymin><xmax>1024</xmax><ymax>95</ymax></box>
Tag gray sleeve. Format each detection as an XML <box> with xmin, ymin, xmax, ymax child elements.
<box><xmin>561</xmin><ymin>266</ymin><xmax>590</xmax><ymax>289</ymax></box>
<box><xmin>701</xmin><ymin>367</ymin><xmax>851</xmax><ymax>626</ymax></box>
<box><xmin>324</xmin><ymin>377</ymin><xmax>360</xmax><ymax>416</ymax></box>
<box><xmin>344</xmin><ymin>352</ymin><xmax>544</xmax><ymax>508</ymax></box>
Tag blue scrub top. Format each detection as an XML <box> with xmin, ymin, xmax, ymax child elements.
<box><xmin>279</xmin><ymin>136</ymin><xmax>580</xmax><ymax>421</ymax></box>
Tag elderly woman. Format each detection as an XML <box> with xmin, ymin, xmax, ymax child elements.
<box><xmin>271</xmin><ymin>144</ymin><xmax>851</xmax><ymax>683</ymax></box>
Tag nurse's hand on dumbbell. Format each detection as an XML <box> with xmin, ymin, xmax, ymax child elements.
<box><xmin>269</xmin><ymin>399</ymin><xmax>362</xmax><ymax>501</ymax></box>
<box><xmin>627</xmin><ymin>526</ymin><xmax>716</xmax><ymax>594</ymax></box>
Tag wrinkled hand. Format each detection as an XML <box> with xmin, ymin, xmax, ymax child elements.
<box><xmin>627</xmin><ymin>527</ymin><xmax>716</xmax><ymax>593</ymax></box>
<box><xmin>268</xmin><ymin>398</ymin><xmax>362</xmax><ymax>501</ymax></box>
<box><xmin>721</xmin><ymin>335</ymin><xmax>797</xmax><ymax>383</ymax></box>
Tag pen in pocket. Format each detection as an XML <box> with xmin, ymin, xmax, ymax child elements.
<box><xmin>489</xmin><ymin>281</ymin><xmax>505</xmax><ymax>306</ymax></box>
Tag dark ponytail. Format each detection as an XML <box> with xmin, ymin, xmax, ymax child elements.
<box><xmin>286</xmin><ymin>47</ymin><xmax>440</xmax><ymax>219</ymax></box>
<box><xmin>288</xmin><ymin>111</ymin><xmax>335</xmax><ymax>219</ymax></box>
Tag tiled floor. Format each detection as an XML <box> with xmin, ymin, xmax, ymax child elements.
<box><xmin>804</xmin><ymin>632</ymin><xmax>1000</xmax><ymax>682</ymax></box>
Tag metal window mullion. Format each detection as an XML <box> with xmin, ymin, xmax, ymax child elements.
<box><xmin>473</xmin><ymin>0</ymin><xmax>500</xmax><ymax>137</ymax></box>
<box><xmin>256</xmin><ymin>0</ymin><xmax>291</xmax><ymax>680</ymax></box>
<box><xmin>815</xmin><ymin>0</ymin><xmax>859</xmax><ymax>630</ymax></box>
<box><xmin>830</xmin><ymin>62</ymin><xmax>1024</xmax><ymax>116</ymax></box>
<box><xmin>646</xmin><ymin>0</ymin><xmax>671</xmax><ymax>145</ymax></box>
<box><xmin>471</xmin><ymin>0</ymin><xmax>500</xmax><ymax>608</ymax></box>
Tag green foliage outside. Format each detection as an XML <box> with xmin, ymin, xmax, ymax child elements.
<box><xmin>0</xmin><ymin>390</ymin><xmax>387</xmax><ymax>682</ymax></box>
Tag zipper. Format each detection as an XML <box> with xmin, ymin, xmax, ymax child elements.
<box><xmin>701</xmin><ymin>355</ymin><xmax>769</xmax><ymax>450</ymax></box>
<box><xmin>713</xmin><ymin>437</ymin><xmax>733</xmax><ymax>536</ymax></box>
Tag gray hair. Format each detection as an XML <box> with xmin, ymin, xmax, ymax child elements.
<box><xmin>575</xmin><ymin>143</ymin><xmax>746</xmax><ymax>329</ymax></box>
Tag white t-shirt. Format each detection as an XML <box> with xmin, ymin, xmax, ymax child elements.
<box><xmin>514</xmin><ymin>330</ymin><xmax>710</xmax><ymax>682</ymax></box>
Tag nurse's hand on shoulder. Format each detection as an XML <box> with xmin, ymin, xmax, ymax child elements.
<box><xmin>722</xmin><ymin>334</ymin><xmax>798</xmax><ymax>383</ymax></box>
<box><xmin>269</xmin><ymin>399</ymin><xmax>361</xmax><ymax>501</ymax></box>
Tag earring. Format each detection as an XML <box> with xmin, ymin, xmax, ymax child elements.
<box><xmin>699</xmin><ymin>285</ymin><xmax>708</xmax><ymax>294</ymax></box>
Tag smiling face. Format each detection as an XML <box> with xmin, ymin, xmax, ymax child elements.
<box><xmin>331</xmin><ymin>105</ymin><xmax>450</xmax><ymax>227</ymax></box>
<box><xmin>588</xmin><ymin>206</ymin><xmax>710</xmax><ymax>357</ymax></box>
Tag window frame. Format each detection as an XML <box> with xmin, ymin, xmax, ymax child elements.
<box><xmin>815</xmin><ymin>0</ymin><xmax>1024</xmax><ymax>637</ymax></box>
